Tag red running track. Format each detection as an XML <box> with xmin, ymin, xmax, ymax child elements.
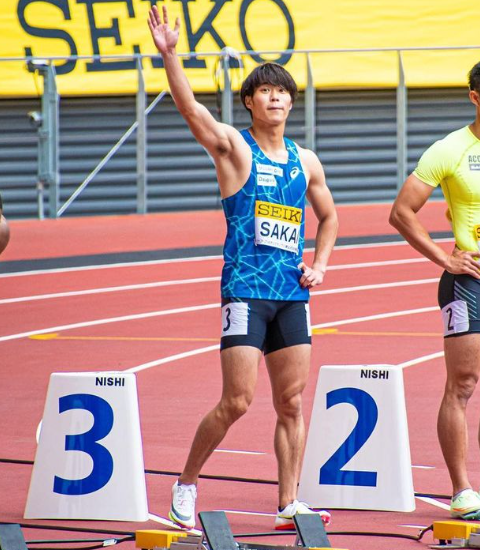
<box><xmin>0</xmin><ymin>202</ymin><xmax>472</xmax><ymax>550</ymax></box>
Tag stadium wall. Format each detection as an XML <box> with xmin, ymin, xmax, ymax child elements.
<box><xmin>0</xmin><ymin>87</ymin><xmax>472</xmax><ymax>218</ymax></box>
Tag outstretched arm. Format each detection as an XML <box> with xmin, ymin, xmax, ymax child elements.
<box><xmin>299</xmin><ymin>151</ymin><xmax>338</xmax><ymax>289</ymax></box>
<box><xmin>389</xmin><ymin>174</ymin><xmax>480</xmax><ymax>278</ymax></box>
<box><xmin>147</xmin><ymin>5</ymin><xmax>250</xmax><ymax>197</ymax></box>
<box><xmin>148</xmin><ymin>6</ymin><xmax>235</xmax><ymax>158</ymax></box>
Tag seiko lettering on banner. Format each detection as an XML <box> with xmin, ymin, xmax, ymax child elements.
<box><xmin>5</xmin><ymin>0</ymin><xmax>295</xmax><ymax>95</ymax></box>
<box><xmin>2</xmin><ymin>0</ymin><xmax>480</xmax><ymax>96</ymax></box>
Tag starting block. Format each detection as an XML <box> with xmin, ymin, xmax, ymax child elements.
<box><xmin>293</xmin><ymin>514</ymin><xmax>331</xmax><ymax>548</ymax></box>
<box><xmin>433</xmin><ymin>520</ymin><xmax>480</xmax><ymax>547</ymax></box>
<box><xmin>169</xmin><ymin>535</ymin><xmax>205</xmax><ymax>550</ymax></box>
<box><xmin>299</xmin><ymin>364</ymin><xmax>415</xmax><ymax>512</ymax></box>
<box><xmin>24</xmin><ymin>371</ymin><xmax>148</xmax><ymax>521</ymax></box>
<box><xmin>136</xmin><ymin>530</ymin><xmax>188</xmax><ymax>548</ymax></box>
<box><xmin>136</xmin><ymin>531</ymin><xmax>203</xmax><ymax>550</ymax></box>
<box><xmin>198</xmin><ymin>510</ymin><xmax>349</xmax><ymax>550</ymax></box>
<box><xmin>199</xmin><ymin>511</ymin><xmax>237</xmax><ymax>550</ymax></box>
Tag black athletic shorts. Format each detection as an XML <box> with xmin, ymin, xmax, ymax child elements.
<box><xmin>438</xmin><ymin>271</ymin><xmax>480</xmax><ymax>337</ymax></box>
<box><xmin>220</xmin><ymin>297</ymin><xmax>312</xmax><ymax>354</ymax></box>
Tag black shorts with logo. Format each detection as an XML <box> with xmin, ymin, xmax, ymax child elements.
<box><xmin>220</xmin><ymin>297</ymin><xmax>312</xmax><ymax>354</ymax></box>
<box><xmin>438</xmin><ymin>271</ymin><xmax>480</xmax><ymax>337</ymax></box>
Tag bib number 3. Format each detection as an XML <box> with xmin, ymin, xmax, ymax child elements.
<box><xmin>53</xmin><ymin>394</ymin><xmax>114</xmax><ymax>496</ymax></box>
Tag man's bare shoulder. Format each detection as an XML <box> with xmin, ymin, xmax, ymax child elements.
<box><xmin>222</xmin><ymin>123</ymin><xmax>248</xmax><ymax>143</ymax></box>
<box><xmin>213</xmin><ymin>125</ymin><xmax>252</xmax><ymax>198</ymax></box>
<box><xmin>215</xmin><ymin>123</ymin><xmax>250</xmax><ymax>157</ymax></box>
<box><xmin>295</xmin><ymin>145</ymin><xmax>324</xmax><ymax>182</ymax></box>
<box><xmin>298</xmin><ymin>145</ymin><xmax>321</xmax><ymax>163</ymax></box>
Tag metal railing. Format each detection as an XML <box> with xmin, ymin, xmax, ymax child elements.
<box><xmin>23</xmin><ymin>57</ymin><xmax>169</xmax><ymax>218</ymax></box>
<box><xmin>2</xmin><ymin>45</ymin><xmax>479</xmax><ymax>218</ymax></box>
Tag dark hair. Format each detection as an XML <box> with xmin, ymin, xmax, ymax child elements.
<box><xmin>240</xmin><ymin>63</ymin><xmax>298</xmax><ymax>113</ymax></box>
<box><xmin>468</xmin><ymin>62</ymin><xmax>480</xmax><ymax>92</ymax></box>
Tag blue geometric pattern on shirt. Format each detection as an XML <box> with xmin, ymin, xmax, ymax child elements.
<box><xmin>221</xmin><ymin>129</ymin><xmax>309</xmax><ymax>301</ymax></box>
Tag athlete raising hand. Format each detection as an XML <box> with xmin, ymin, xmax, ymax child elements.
<box><xmin>147</xmin><ymin>5</ymin><xmax>338</xmax><ymax>531</ymax></box>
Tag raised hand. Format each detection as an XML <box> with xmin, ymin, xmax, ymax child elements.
<box><xmin>148</xmin><ymin>5</ymin><xmax>180</xmax><ymax>55</ymax></box>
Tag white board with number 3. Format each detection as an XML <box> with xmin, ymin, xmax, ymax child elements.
<box><xmin>24</xmin><ymin>372</ymin><xmax>148</xmax><ymax>521</ymax></box>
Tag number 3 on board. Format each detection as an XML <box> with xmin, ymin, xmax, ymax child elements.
<box><xmin>53</xmin><ymin>394</ymin><xmax>114</xmax><ymax>496</ymax></box>
<box><xmin>319</xmin><ymin>387</ymin><xmax>378</xmax><ymax>487</ymax></box>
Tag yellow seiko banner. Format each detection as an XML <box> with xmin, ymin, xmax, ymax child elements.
<box><xmin>0</xmin><ymin>0</ymin><xmax>480</xmax><ymax>97</ymax></box>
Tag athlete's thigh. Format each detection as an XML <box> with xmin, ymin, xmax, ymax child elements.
<box><xmin>444</xmin><ymin>333</ymin><xmax>480</xmax><ymax>382</ymax></box>
<box><xmin>265</xmin><ymin>344</ymin><xmax>311</xmax><ymax>403</ymax></box>
<box><xmin>220</xmin><ymin>345</ymin><xmax>262</xmax><ymax>402</ymax></box>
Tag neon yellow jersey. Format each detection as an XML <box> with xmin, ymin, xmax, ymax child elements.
<box><xmin>414</xmin><ymin>126</ymin><xmax>480</xmax><ymax>252</ymax></box>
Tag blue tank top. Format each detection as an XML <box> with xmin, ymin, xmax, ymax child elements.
<box><xmin>220</xmin><ymin>129</ymin><xmax>309</xmax><ymax>301</ymax></box>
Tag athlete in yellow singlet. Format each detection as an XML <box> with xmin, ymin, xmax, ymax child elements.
<box><xmin>414</xmin><ymin>126</ymin><xmax>480</xmax><ymax>252</ymax></box>
<box><xmin>390</xmin><ymin>61</ymin><xmax>480</xmax><ymax>520</ymax></box>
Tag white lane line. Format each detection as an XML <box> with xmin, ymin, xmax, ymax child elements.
<box><xmin>327</xmin><ymin>257</ymin><xmax>428</xmax><ymax>271</ymax></box>
<box><xmin>0</xmin><ymin>274</ymin><xmax>438</xmax><ymax>305</ymax></box>
<box><xmin>0</xmin><ymin>276</ymin><xmax>220</xmax><ymax>305</ymax></box>
<box><xmin>2</xmin><ymin>303</ymin><xmax>437</xmax><ymax>342</ymax></box>
<box><xmin>1</xmin><ymin>277</ymin><xmax>439</xmax><ymax>340</ymax></box>
<box><xmin>214</xmin><ymin>449</ymin><xmax>265</xmax><ymax>455</ymax></box>
<box><xmin>412</xmin><ymin>465</ymin><xmax>435</xmax><ymax>469</ymax></box>
<box><xmin>398</xmin><ymin>351</ymin><xmax>444</xmax><ymax>368</ymax></box>
<box><xmin>216</xmin><ymin>509</ymin><xmax>276</xmax><ymax>517</ymax></box>
<box><xmin>148</xmin><ymin>513</ymin><xmax>202</xmax><ymax>536</ymax></box>
<box><xmin>416</xmin><ymin>496</ymin><xmax>450</xmax><ymax>511</ymax></box>
<box><xmin>0</xmin><ymin>254</ymin><xmax>222</xmax><ymax>279</ymax></box>
<box><xmin>0</xmin><ymin>303</ymin><xmax>219</xmax><ymax>343</ymax></box>
<box><xmin>312</xmin><ymin>306</ymin><xmax>438</xmax><ymax>329</ymax></box>
<box><xmin>0</xmin><ymin>236</ymin><xmax>454</xmax><ymax>279</ymax></box>
<box><xmin>121</xmin><ymin>308</ymin><xmax>440</xmax><ymax>373</ymax></box>
<box><xmin>126</xmin><ymin>345</ymin><xmax>219</xmax><ymax>373</ymax></box>
<box><xmin>311</xmin><ymin>278</ymin><xmax>437</xmax><ymax>297</ymax></box>
<box><xmin>330</xmin><ymin>237</ymin><xmax>453</xmax><ymax>251</ymax></box>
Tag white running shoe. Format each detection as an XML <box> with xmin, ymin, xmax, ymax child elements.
<box><xmin>274</xmin><ymin>499</ymin><xmax>331</xmax><ymax>530</ymax></box>
<box><xmin>450</xmin><ymin>489</ymin><xmax>480</xmax><ymax>520</ymax></box>
<box><xmin>169</xmin><ymin>481</ymin><xmax>197</xmax><ymax>529</ymax></box>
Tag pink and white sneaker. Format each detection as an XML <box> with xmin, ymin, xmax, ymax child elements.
<box><xmin>274</xmin><ymin>499</ymin><xmax>331</xmax><ymax>530</ymax></box>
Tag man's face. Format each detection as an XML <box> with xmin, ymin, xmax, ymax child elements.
<box><xmin>244</xmin><ymin>83</ymin><xmax>293</xmax><ymax>124</ymax></box>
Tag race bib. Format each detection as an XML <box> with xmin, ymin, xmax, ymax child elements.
<box><xmin>254</xmin><ymin>200</ymin><xmax>302</xmax><ymax>253</ymax></box>
<box><xmin>221</xmin><ymin>302</ymin><xmax>249</xmax><ymax>336</ymax></box>
<box><xmin>441</xmin><ymin>300</ymin><xmax>469</xmax><ymax>336</ymax></box>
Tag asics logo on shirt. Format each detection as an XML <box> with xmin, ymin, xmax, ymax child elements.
<box><xmin>290</xmin><ymin>167</ymin><xmax>300</xmax><ymax>180</ymax></box>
